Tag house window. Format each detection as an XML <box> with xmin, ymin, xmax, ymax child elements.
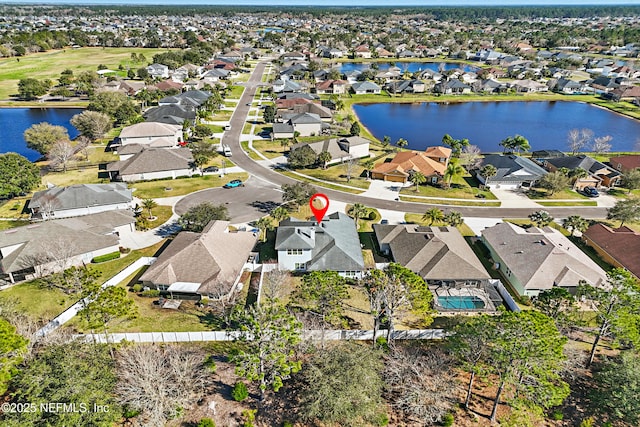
<box><xmin>431</xmin><ymin>176</ymin><xmax>438</xmax><ymax>184</ymax></box>
<box><xmin>287</xmin><ymin>249</ymin><xmax>303</xmax><ymax>255</ymax></box>
<box><xmin>294</xmin><ymin>263</ymin><xmax>306</xmax><ymax>270</ymax></box>
<box><xmin>344</xmin><ymin>271</ymin><xmax>358</xmax><ymax>277</ymax></box>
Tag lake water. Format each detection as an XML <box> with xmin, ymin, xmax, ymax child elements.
<box><xmin>353</xmin><ymin>101</ymin><xmax>640</xmax><ymax>153</ymax></box>
<box><xmin>339</xmin><ymin>62</ymin><xmax>478</xmax><ymax>74</ymax></box>
<box><xmin>0</xmin><ymin>108</ymin><xmax>83</xmax><ymax>161</ymax></box>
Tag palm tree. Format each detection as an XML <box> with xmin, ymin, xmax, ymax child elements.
<box><xmin>529</xmin><ymin>210</ymin><xmax>554</xmax><ymax>228</ymax></box>
<box><xmin>410</xmin><ymin>171</ymin><xmax>427</xmax><ymax>192</ymax></box>
<box><xmin>382</xmin><ymin>135</ymin><xmax>391</xmax><ymax>151</ymax></box>
<box><xmin>349</xmin><ymin>203</ymin><xmax>368</xmax><ymax>229</ymax></box>
<box><xmin>563</xmin><ymin>215</ymin><xmax>589</xmax><ymax>237</ymax></box>
<box><xmin>444</xmin><ymin>211</ymin><xmax>464</xmax><ymax>227</ymax></box>
<box><xmin>362</xmin><ymin>159</ymin><xmax>375</xmax><ymax>180</ymax></box>
<box><xmin>271</xmin><ymin>206</ymin><xmax>289</xmax><ymax>223</ymax></box>
<box><xmin>443</xmin><ymin>160</ymin><xmax>465</xmax><ymax>189</ymax></box>
<box><xmin>480</xmin><ymin>164</ymin><xmax>497</xmax><ymax>185</ymax></box>
<box><xmin>395</xmin><ymin>138</ymin><xmax>408</xmax><ymax>151</ymax></box>
<box><xmin>318</xmin><ymin>151</ymin><xmax>332</xmax><ymax>169</ymax></box>
<box><xmin>499</xmin><ymin>136</ymin><xmax>515</xmax><ymax>154</ymax></box>
<box><xmin>512</xmin><ymin>135</ymin><xmax>530</xmax><ymax>154</ymax></box>
<box><xmin>255</xmin><ymin>216</ymin><xmax>273</xmax><ymax>242</ymax></box>
<box><xmin>280</xmin><ymin>138</ymin><xmax>291</xmax><ymax>153</ymax></box>
<box><xmin>422</xmin><ymin>207</ymin><xmax>444</xmax><ymax>225</ymax></box>
<box><xmin>141</xmin><ymin>198</ymin><xmax>158</xmax><ymax>220</ymax></box>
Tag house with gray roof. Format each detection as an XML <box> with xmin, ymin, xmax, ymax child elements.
<box><xmin>140</xmin><ymin>221</ymin><xmax>258</xmax><ymax>298</ymax></box>
<box><xmin>477</xmin><ymin>154</ymin><xmax>547</xmax><ymax>189</ymax></box>
<box><xmin>0</xmin><ymin>211</ymin><xmax>135</xmax><ymax>284</ymax></box>
<box><xmin>106</xmin><ymin>147</ymin><xmax>195</xmax><ymax>182</ymax></box>
<box><xmin>350</xmin><ymin>81</ymin><xmax>381</xmax><ymax>94</ymax></box>
<box><xmin>29</xmin><ymin>183</ymin><xmax>133</xmax><ymax>220</ymax></box>
<box><xmin>275</xmin><ymin>212</ymin><xmax>365</xmax><ymax>278</ymax></box>
<box><xmin>273</xmin><ymin>112</ymin><xmax>327</xmax><ymax>139</ymax></box>
<box><xmin>143</xmin><ymin>104</ymin><xmax>196</xmax><ymax>125</ymax></box>
<box><xmin>374</xmin><ymin>224</ymin><xmax>490</xmax><ymax>284</ymax></box>
<box><xmin>541</xmin><ymin>155</ymin><xmax>622</xmax><ymax>189</ymax></box>
<box><xmin>290</xmin><ymin>136</ymin><xmax>370</xmax><ymax>165</ymax></box>
<box><xmin>482</xmin><ymin>222</ymin><xmax>607</xmax><ymax>297</ymax></box>
<box><xmin>118</xmin><ymin>122</ymin><xmax>183</xmax><ymax>148</ymax></box>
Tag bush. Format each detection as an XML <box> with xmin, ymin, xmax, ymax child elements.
<box><xmin>232</xmin><ymin>381</ymin><xmax>249</xmax><ymax>402</ymax></box>
<box><xmin>197</xmin><ymin>419</ymin><xmax>215</xmax><ymax>427</ymax></box>
<box><xmin>242</xmin><ymin>409</ymin><xmax>256</xmax><ymax>427</ymax></box>
<box><xmin>375</xmin><ymin>336</ymin><xmax>389</xmax><ymax>351</ymax></box>
<box><xmin>200</xmin><ymin>297</ymin><xmax>210</xmax><ymax>306</ymax></box>
<box><xmin>442</xmin><ymin>413</ymin><xmax>454</xmax><ymax>426</ymax></box>
<box><xmin>132</xmin><ymin>284</ymin><xmax>143</xmax><ymax>293</ymax></box>
<box><xmin>375</xmin><ymin>412</ymin><xmax>389</xmax><ymax>426</ymax></box>
<box><xmin>368</xmin><ymin>210</ymin><xmax>377</xmax><ymax>220</ymax></box>
<box><xmin>91</xmin><ymin>251</ymin><xmax>121</xmax><ymax>263</ymax></box>
<box><xmin>551</xmin><ymin>410</ymin><xmax>564</xmax><ymax>421</ymax></box>
<box><xmin>204</xmin><ymin>355</ymin><xmax>217</xmax><ymax>373</ymax></box>
<box><xmin>140</xmin><ymin>289</ymin><xmax>160</xmax><ymax>298</ymax></box>
<box><xmin>282</xmin><ymin>422</ymin><xmax>293</xmax><ymax>427</ymax></box>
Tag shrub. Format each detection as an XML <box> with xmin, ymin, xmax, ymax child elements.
<box><xmin>375</xmin><ymin>336</ymin><xmax>389</xmax><ymax>351</ymax></box>
<box><xmin>197</xmin><ymin>418</ymin><xmax>215</xmax><ymax>427</ymax></box>
<box><xmin>140</xmin><ymin>289</ymin><xmax>160</xmax><ymax>297</ymax></box>
<box><xmin>232</xmin><ymin>381</ymin><xmax>249</xmax><ymax>402</ymax></box>
<box><xmin>123</xmin><ymin>408</ymin><xmax>140</xmax><ymax>418</ymax></box>
<box><xmin>282</xmin><ymin>422</ymin><xmax>293</xmax><ymax>427</ymax></box>
<box><xmin>91</xmin><ymin>251</ymin><xmax>121</xmax><ymax>263</ymax></box>
<box><xmin>551</xmin><ymin>410</ymin><xmax>564</xmax><ymax>421</ymax></box>
<box><xmin>200</xmin><ymin>297</ymin><xmax>210</xmax><ymax>306</ymax></box>
<box><xmin>132</xmin><ymin>284</ymin><xmax>143</xmax><ymax>293</ymax></box>
<box><xmin>368</xmin><ymin>210</ymin><xmax>377</xmax><ymax>220</ymax></box>
<box><xmin>242</xmin><ymin>409</ymin><xmax>256</xmax><ymax>427</ymax></box>
<box><xmin>375</xmin><ymin>412</ymin><xmax>389</xmax><ymax>426</ymax></box>
<box><xmin>204</xmin><ymin>355</ymin><xmax>217</xmax><ymax>373</ymax></box>
<box><xmin>442</xmin><ymin>413</ymin><xmax>454</xmax><ymax>426</ymax></box>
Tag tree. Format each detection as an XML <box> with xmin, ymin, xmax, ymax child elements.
<box><xmin>409</xmin><ymin>170</ymin><xmax>426</xmax><ymax>191</ymax></box>
<box><xmin>568</xmin><ymin>167</ymin><xmax>589</xmax><ymax>180</ymax></box>
<box><xmin>361</xmin><ymin>264</ymin><xmax>433</xmax><ymax>344</ymax></box>
<box><xmin>538</xmin><ymin>171</ymin><xmax>570</xmax><ymax>195</ymax></box>
<box><xmin>395</xmin><ymin>137</ymin><xmax>408</xmax><ymax>150</ymax></box>
<box><xmin>70</xmin><ymin>110</ymin><xmax>112</xmax><ymax>140</ymax></box>
<box><xmin>343</xmin><ymin>155</ymin><xmax>358</xmax><ymax>183</ymax></box>
<box><xmin>317</xmin><ymin>150</ymin><xmax>332</xmax><ymax>169</ymax></box>
<box><xmin>263</xmin><ymin>105</ymin><xmax>276</xmax><ymax>123</ymax></box>
<box><xmin>0</xmin><ymin>318</ymin><xmax>27</xmax><ymax>395</ymax></box>
<box><xmin>563</xmin><ymin>215</ymin><xmax>588</xmax><ymax>236</ymax></box>
<box><xmin>23</xmin><ymin>122</ymin><xmax>70</xmax><ymax>155</ymax></box>
<box><xmin>288</xmin><ymin>145</ymin><xmax>318</xmax><ymax>169</ymax></box>
<box><xmin>443</xmin><ymin>159</ymin><xmax>465</xmax><ymax>188</ymax></box>
<box><xmin>141</xmin><ymin>198</ymin><xmax>157</xmax><ymax>220</ymax></box>
<box><xmin>0</xmin><ymin>153</ymin><xmax>41</xmax><ymax>198</ymax></box>
<box><xmin>350</xmin><ymin>121</ymin><xmax>361</xmax><ymax>136</ymax></box>
<box><xmin>295</xmin><ymin>270</ymin><xmax>348</xmax><ymax>337</ymax></box>
<box><xmin>48</xmin><ymin>140</ymin><xmax>75</xmax><ymax>172</ymax></box>
<box><xmin>281</xmin><ymin>182</ymin><xmax>315</xmax><ymax>211</ymax></box>
<box><xmin>17</xmin><ymin>78</ymin><xmax>50</xmax><ymax>100</ymax></box>
<box><xmin>459</xmin><ymin>144</ymin><xmax>482</xmax><ymax>170</ymax></box>
<box><xmin>441</xmin><ymin>134</ymin><xmax>469</xmax><ymax>157</ymax></box>
<box><xmin>422</xmin><ymin>207</ymin><xmax>444</xmax><ymax>225</ymax></box>
<box><xmin>499</xmin><ymin>134</ymin><xmax>530</xmax><ymax>154</ymax></box>
<box><xmin>533</xmin><ymin>287</ymin><xmax>577</xmax><ymax>334</ymax></box>
<box><xmin>348</xmin><ymin>203</ymin><xmax>368</xmax><ymax>229</ymax></box>
<box><xmin>116</xmin><ymin>344</ymin><xmax>209</xmax><ymax>426</ymax></box>
<box><xmin>255</xmin><ymin>216</ymin><xmax>273</xmax><ymax>242</ymax></box>
<box><xmin>362</xmin><ymin>159</ymin><xmax>375</xmax><ymax>179</ymax></box>
<box><xmin>607</xmin><ymin>197</ymin><xmax>640</xmax><ymax>227</ymax></box>
<box><xmin>622</xmin><ymin>168</ymin><xmax>640</xmax><ymax>194</ymax></box>
<box><xmin>4</xmin><ymin>342</ymin><xmax>121</xmax><ymax>426</ymax></box>
<box><xmin>178</xmin><ymin>202</ymin><xmax>230</xmax><ymax>232</ymax></box>
<box><xmin>592</xmin><ymin>135</ymin><xmax>613</xmax><ymax>154</ymax></box>
<box><xmin>270</xmin><ymin>205</ymin><xmax>289</xmax><ymax>223</ymax></box>
<box><xmin>529</xmin><ymin>210</ymin><xmax>554</xmax><ymax>227</ymax></box>
<box><xmin>382</xmin><ymin>135</ymin><xmax>391</xmax><ymax>150</ymax></box>
<box><xmin>567</xmin><ymin>128</ymin><xmax>593</xmax><ymax>155</ymax></box>
<box><xmin>50</xmin><ymin>86</ymin><xmax>73</xmax><ymax>100</ymax></box>
<box><xmin>231</xmin><ymin>303</ymin><xmax>302</xmax><ymax>401</ymax></box>
<box><xmin>87</xmin><ymin>91</ymin><xmax>138</xmax><ymax>124</ymax></box>
<box><xmin>578</xmin><ymin>269</ymin><xmax>640</xmax><ymax>368</ymax></box>
<box><xmin>444</xmin><ymin>210</ymin><xmax>464</xmax><ymax>227</ymax></box>
<box><xmin>299</xmin><ymin>342</ymin><xmax>384</xmax><ymax>427</ymax></box>
<box><xmin>480</xmin><ymin>164</ymin><xmax>497</xmax><ymax>184</ymax></box>
<box><xmin>82</xmin><ymin>285</ymin><xmax>137</xmax><ymax>352</ymax></box>
<box><xmin>262</xmin><ymin>269</ymin><xmax>291</xmax><ymax>302</ymax></box>
<box><xmin>592</xmin><ymin>351</ymin><xmax>640</xmax><ymax>424</ymax></box>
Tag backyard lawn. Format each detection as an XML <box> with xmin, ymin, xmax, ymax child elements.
<box><xmin>130</xmin><ymin>172</ymin><xmax>248</xmax><ymax>199</ymax></box>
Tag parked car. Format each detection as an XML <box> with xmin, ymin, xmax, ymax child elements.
<box><xmin>380</xmin><ymin>219</ymin><xmax>389</xmax><ymax>225</ymax></box>
<box><xmin>203</xmin><ymin>166</ymin><xmax>219</xmax><ymax>173</ymax></box>
<box><xmin>582</xmin><ymin>187</ymin><xmax>599</xmax><ymax>198</ymax></box>
<box><xmin>224</xmin><ymin>124</ymin><xmax>232</xmax><ymax>131</ymax></box>
<box><xmin>246</xmin><ymin>102</ymin><xmax>252</xmax><ymax>106</ymax></box>
<box><xmin>223</xmin><ymin>179</ymin><xmax>244</xmax><ymax>189</ymax></box>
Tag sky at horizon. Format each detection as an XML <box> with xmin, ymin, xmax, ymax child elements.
<box><xmin>1</xmin><ymin>0</ymin><xmax>639</xmax><ymax>5</ymax></box>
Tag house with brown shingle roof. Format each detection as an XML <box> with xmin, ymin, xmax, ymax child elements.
<box><xmin>140</xmin><ymin>221</ymin><xmax>258</xmax><ymax>298</ymax></box>
<box><xmin>106</xmin><ymin>147</ymin><xmax>195</xmax><ymax>182</ymax></box>
<box><xmin>582</xmin><ymin>223</ymin><xmax>640</xmax><ymax>279</ymax></box>
<box><xmin>609</xmin><ymin>155</ymin><xmax>640</xmax><ymax>174</ymax></box>
<box><xmin>314</xmin><ymin>79</ymin><xmax>348</xmax><ymax>95</ymax></box>
<box><xmin>371</xmin><ymin>146</ymin><xmax>451</xmax><ymax>184</ymax></box>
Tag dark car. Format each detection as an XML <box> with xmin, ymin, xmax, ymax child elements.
<box><xmin>223</xmin><ymin>179</ymin><xmax>244</xmax><ymax>189</ymax></box>
<box><xmin>203</xmin><ymin>166</ymin><xmax>219</xmax><ymax>173</ymax></box>
<box><xmin>582</xmin><ymin>187</ymin><xmax>599</xmax><ymax>198</ymax></box>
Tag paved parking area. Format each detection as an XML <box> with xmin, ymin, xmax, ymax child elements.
<box><xmin>174</xmin><ymin>176</ymin><xmax>283</xmax><ymax>224</ymax></box>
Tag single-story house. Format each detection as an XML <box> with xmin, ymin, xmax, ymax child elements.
<box><xmin>139</xmin><ymin>220</ymin><xmax>258</xmax><ymax>298</ymax></box>
<box><xmin>609</xmin><ymin>155</ymin><xmax>640</xmax><ymax>174</ymax></box>
<box><xmin>350</xmin><ymin>81</ymin><xmax>381</xmax><ymax>95</ymax></box>
<box><xmin>273</xmin><ymin>112</ymin><xmax>328</xmax><ymax>138</ymax></box>
<box><xmin>582</xmin><ymin>223</ymin><xmax>640</xmax><ymax>279</ymax></box>
<box><xmin>285</xmin><ymin>100</ymin><xmax>333</xmax><ymax>120</ymax></box>
<box><xmin>482</xmin><ymin>222</ymin><xmax>607</xmax><ymax>297</ymax></box>
<box><xmin>353</xmin><ymin>45</ymin><xmax>372</xmax><ymax>59</ymax></box>
<box><xmin>0</xmin><ymin>210</ymin><xmax>135</xmax><ymax>283</ymax></box>
<box><xmin>106</xmin><ymin>147</ymin><xmax>195</xmax><ymax>182</ymax></box>
<box><xmin>143</xmin><ymin>104</ymin><xmax>196</xmax><ymax>125</ymax></box>
<box><xmin>511</xmin><ymin>79</ymin><xmax>549</xmax><ymax>93</ymax></box>
<box><xmin>289</xmin><ymin>136</ymin><xmax>370</xmax><ymax>165</ymax></box>
<box><xmin>272</xmin><ymin>79</ymin><xmax>303</xmax><ymax>94</ymax></box>
<box><xmin>433</xmin><ymin>79</ymin><xmax>472</xmax><ymax>94</ymax></box>
<box><xmin>118</xmin><ymin>122</ymin><xmax>183</xmax><ymax>148</ymax></box>
<box><xmin>371</xmin><ymin>146</ymin><xmax>452</xmax><ymax>184</ymax></box>
<box><xmin>29</xmin><ymin>183</ymin><xmax>133</xmax><ymax>220</ymax></box>
<box><xmin>542</xmin><ymin>155</ymin><xmax>621</xmax><ymax>189</ymax></box>
<box><xmin>275</xmin><ymin>212</ymin><xmax>365</xmax><ymax>278</ymax></box>
<box><xmin>477</xmin><ymin>154</ymin><xmax>547</xmax><ymax>189</ymax></box>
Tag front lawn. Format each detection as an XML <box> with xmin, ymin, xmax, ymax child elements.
<box><xmin>130</xmin><ymin>172</ymin><xmax>248</xmax><ymax>199</ymax></box>
<box><xmin>297</xmin><ymin>164</ymin><xmax>371</xmax><ymax>190</ymax></box>
<box><xmin>251</xmin><ymin>138</ymin><xmax>286</xmax><ymax>159</ymax></box>
<box><xmin>400</xmin><ymin>175</ymin><xmax>496</xmax><ymax>200</ymax></box>
<box><xmin>526</xmin><ymin>187</ymin><xmax>590</xmax><ymax>200</ymax></box>
<box><xmin>345</xmin><ymin>204</ymin><xmax>380</xmax><ymax>232</ymax></box>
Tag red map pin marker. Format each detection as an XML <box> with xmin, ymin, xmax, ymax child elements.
<box><xmin>309</xmin><ymin>193</ymin><xmax>329</xmax><ymax>224</ymax></box>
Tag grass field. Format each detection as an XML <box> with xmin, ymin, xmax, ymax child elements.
<box><xmin>130</xmin><ymin>172</ymin><xmax>248</xmax><ymax>199</ymax></box>
<box><xmin>526</xmin><ymin>187</ymin><xmax>590</xmax><ymax>200</ymax></box>
<box><xmin>400</xmin><ymin>175</ymin><xmax>496</xmax><ymax>200</ymax></box>
<box><xmin>0</xmin><ymin>47</ymin><xmax>170</xmax><ymax>100</ymax></box>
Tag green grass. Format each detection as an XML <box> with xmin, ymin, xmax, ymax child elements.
<box><xmin>0</xmin><ymin>197</ymin><xmax>31</xmax><ymax>219</ymax></box>
<box><xmin>345</xmin><ymin>205</ymin><xmax>380</xmax><ymax>232</ymax></box>
<box><xmin>399</xmin><ymin>196</ymin><xmax>501</xmax><ymax>207</ymax></box>
<box><xmin>143</xmin><ymin>205</ymin><xmax>174</xmax><ymax>229</ymax></box>
<box><xmin>404</xmin><ymin>214</ymin><xmax>477</xmax><ymax>237</ymax></box>
<box><xmin>526</xmin><ymin>187</ymin><xmax>590</xmax><ymax>200</ymax></box>
<box><xmin>227</xmin><ymin>85</ymin><xmax>245</xmax><ymax>98</ymax></box>
<box><xmin>0</xmin><ymin>47</ymin><xmax>170</xmax><ymax>100</ymax></box>
<box><xmin>41</xmin><ymin>167</ymin><xmax>108</xmax><ymax>186</ymax></box>
<box><xmin>537</xmin><ymin>201</ymin><xmax>598</xmax><ymax>207</ymax></box>
<box><xmin>400</xmin><ymin>175</ymin><xmax>496</xmax><ymax>200</ymax></box>
<box><xmin>295</xmin><ymin>164</ymin><xmax>371</xmax><ymax>190</ymax></box>
<box><xmin>0</xmin><ymin>220</ymin><xmax>28</xmax><ymax>230</ymax></box>
<box><xmin>241</xmin><ymin>141</ymin><xmax>263</xmax><ymax>160</ymax></box>
<box><xmin>130</xmin><ymin>172</ymin><xmax>248</xmax><ymax>199</ymax></box>
<box><xmin>280</xmin><ymin>171</ymin><xmax>365</xmax><ymax>195</ymax></box>
<box><xmin>251</xmin><ymin>138</ymin><xmax>286</xmax><ymax>159</ymax></box>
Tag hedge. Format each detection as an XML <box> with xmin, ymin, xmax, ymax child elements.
<box><xmin>92</xmin><ymin>251</ymin><xmax>121</xmax><ymax>263</ymax></box>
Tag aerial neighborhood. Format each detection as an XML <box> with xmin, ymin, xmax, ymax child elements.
<box><xmin>1</xmin><ymin>3</ymin><xmax>640</xmax><ymax>427</ymax></box>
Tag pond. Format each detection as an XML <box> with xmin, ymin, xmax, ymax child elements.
<box><xmin>353</xmin><ymin>101</ymin><xmax>640</xmax><ymax>153</ymax></box>
<box><xmin>339</xmin><ymin>61</ymin><xmax>478</xmax><ymax>74</ymax></box>
<box><xmin>0</xmin><ymin>108</ymin><xmax>83</xmax><ymax>161</ymax></box>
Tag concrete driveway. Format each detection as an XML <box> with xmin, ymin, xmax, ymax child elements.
<box><xmin>174</xmin><ymin>176</ymin><xmax>283</xmax><ymax>225</ymax></box>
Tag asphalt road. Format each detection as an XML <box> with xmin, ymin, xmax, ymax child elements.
<box><xmin>224</xmin><ymin>61</ymin><xmax>609</xmax><ymax>219</ymax></box>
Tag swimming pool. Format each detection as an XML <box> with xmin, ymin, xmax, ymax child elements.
<box><xmin>438</xmin><ymin>296</ymin><xmax>486</xmax><ymax>310</ymax></box>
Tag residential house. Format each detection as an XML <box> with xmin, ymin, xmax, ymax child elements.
<box><xmin>314</xmin><ymin>79</ymin><xmax>348</xmax><ymax>95</ymax></box>
<box><xmin>375</xmin><ymin>47</ymin><xmax>395</xmax><ymax>58</ymax></box>
<box><xmin>371</xmin><ymin>146</ymin><xmax>451</xmax><ymax>184</ymax></box>
<box><xmin>353</xmin><ymin>45</ymin><xmax>371</xmax><ymax>59</ymax></box>
<box><xmin>477</xmin><ymin>154</ymin><xmax>547</xmax><ymax>189</ymax></box>
<box><xmin>482</xmin><ymin>222</ymin><xmax>607</xmax><ymax>297</ymax></box>
<box><xmin>474</xmin><ymin>78</ymin><xmax>508</xmax><ymax>93</ymax></box>
<box><xmin>582</xmin><ymin>224</ymin><xmax>640</xmax><ymax>279</ymax></box>
<box><xmin>106</xmin><ymin>147</ymin><xmax>195</xmax><ymax>182</ymax></box>
<box><xmin>158</xmin><ymin>90</ymin><xmax>211</xmax><ymax>109</ymax></box>
<box><xmin>286</xmin><ymin>100</ymin><xmax>333</xmax><ymax>120</ymax></box>
<box><xmin>275</xmin><ymin>212</ymin><xmax>365</xmax><ymax>278</ymax></box>
<box><xmin>202</xmin><ymin>68</ymin><xmax>230</xmax><ymax>84</ymax></box>
<box><xmin>350</xmin><ymin>81</ymin><xmax>382</xmax><ymax>95</ymax></box>
<box><xmin>319</xmin><ymin>47</ymin><xmax>343</xmax><ymax>58</ymax></box>
<box><xmin>433</xmin><ymin>79</ymin><xmax>472</xmax><ymax>94</ymax></box>
<box><xmin>281</xmin><ymin>51</ymin><xmax>306</xmax><ymax>62</ymax></box>
<box><xmin>29</xmin><ymin>183</ymin><xmax>133</xmax><ymax>220</ymax></box>
<box><xmin>0</xmin><ymin>211</ymin><xmax>135</xmax><ymax>283</ymax></box>
<box><xmin>272</xmin><ymin>79</ymin><xmax>303</xmax><ymax>94</ymax></box>
<box><xmin>385</xmin><ymin>80</ymin><xmax>426</xmax><ymax>94</ymax></box>
<box><xmin>146</xmin><ymin>63</ymin><xmax>169</xmax><ymax>79</ymax></box>
<box><xmin>290</xmin><ymin>136</ymin><xmax>370</xmax><ymax>166</ymax></box>
<box><xmin>610</xmin><ymin>85</ymin><xmax>640</xmax><ymax>102</ymax></box>
<box><xmin>552</xmin><ymin>78</ymin><xmax>585</xmax><ymax>94</ymax></box>
<box><xmin>118</xmin><ymin>122</ymin><xmax>183</xmax><ymax>148</ymax></box>
<box><xmin>143</xmin><ymin>105</ymin><xmax>196</xmax><ymax>126</ymax></box>
<box><xmin>273</xmin><ymin>112</ymin><xmax>327</xmax><ymax>138</ymax></box>
<box><xmin>542</xmin><ymin>155</ymin><xmax>621</xmax><ymax>189</ymax></box>
<box><xmin>139</xmin><ymin>220</ymin><xmax>258</xmax><ymax>298</ymax></box>
<box><xmin>511</xmin><ymin>79</ymin><xmax>549</xmax><ymax>93</ymax></box>
<box><xmin>609</xmin><ymin>155</ymin><xmax>640</xmax><ymax>174</ymax></box>
<box><xmin>152</xmin><ymin>80</ymin><xmax>184</xmax><ymax>92</ymax></box>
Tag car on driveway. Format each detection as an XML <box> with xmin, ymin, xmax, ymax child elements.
<box><xmin>246</xmin><ymin>102</ymin><xmax>252</xmax><ymax>106</ymax></box>
<box><xmin>223</xmin><ymin>179</ymin><xmax>244</xmax><ymax>189</ymax></box>
<box><xmin>203</xmin><ymin>166</ymin><xmax>219</xmax><ymax>173</ymax></box>
<box><xmin>582</xmin><ymin>187</ymin><xmax>599</xmax><ymax>198</ymax></box>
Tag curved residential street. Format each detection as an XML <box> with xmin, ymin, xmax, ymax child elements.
<box><xmin>223</xmin><ymin>61</ymin><xmax>609</xmax><ymax>219</ymax></box>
